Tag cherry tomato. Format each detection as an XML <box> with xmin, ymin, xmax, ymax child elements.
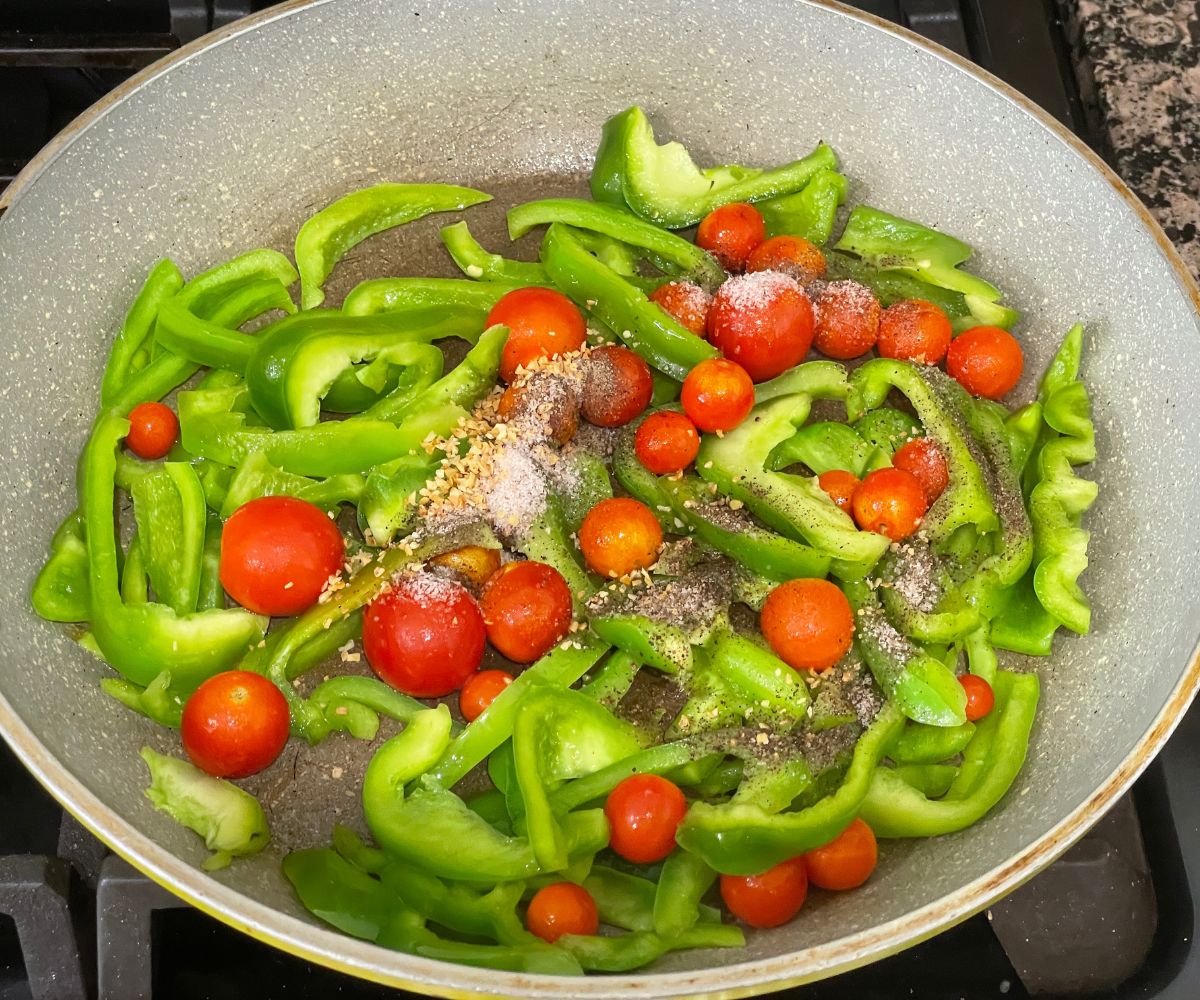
<box><xmin>604</xmin><ymin>774</ymin><xmax>688</xmax><ymax>863</ymax></box>
<box><xmin>635</xmin><ymin>411</ymin><xmax>701</xmax><ymax>474</ymax></box>
<box><xmin>760</xmin><ymin>578</ymin><xmax>855</xmax><ymax>672</ymax></box>
<box><xmin>427</xmin><ymin>545</ymin><xmax>502</xmax><ymax>588</ymax></box>
<box><xmin>525</xmin><ymin>882</ymin><xmax>599</xmax><ymax>943</ymax></box>
<box><xmin>362</xmin><ymin>575</ymin><xmax>485</xmax><ymax>697</ymax></box>
<box><xmin>496</xmin><ymin>374</ymin><xmax>578</xmax><ymax>445</ymax></box>
<box><xmin>960</xmin><ymin>673</ymin><xmax>995</xmax><ymax>721</ymax></box>
<box><xmin>707</xmin><ymin>272</ymin><xmax>814</xmax><ymax>381</ymax></box>
<box><xmin>804</xmin><ymin>818</ymin><xmax>878</xmax><ymax>891</ymax></box>
<box><xmin>877</xmin><ymin>299</ymin><xmax>952</xmax><ymax>365</ymax></box>
<box><xmin>180</xmin><ymin>670</ymin><xmax>290</xmax><ymax>779</ymax></box>
<box><xmin>695</xmin><ymin>202</ymin><xmax>765</xmax><ymax>272</ymax></box>
<box><xmin>892</xmin><ymin>437</ymin><xmax>949</xmax><ymax>504</ymax></box>
<box><xmin>649</xmin><ymin>280</ymin><xmax>712</xmax><ymax>337</ymax></box>
<box><xmin>479</xmin><ymin>560</ymin><xmax>573</xmax><ymax>663</ymax></box>
<box><xmin>720</xmin><ymin>857</ymin><xmax>808</xmax><ymax>929</ymax></box>
<box><xmin>579</xmin><ymin>497</ymin><xmax>663</xmax><ymax>579</ymax></box>
<box><xmin>219</xmin><ymin>496</ymin><xmax>345</xmax><ymax>616</ymax></box>
<box><xmin>746</xmin><ymin>235</ymin><xmax>827</xmax><ymax>284</ymax></box>
<box><xmin>851</xmin><ymin>467</ymin><xmax>928</xmax><ymax>541</ymax></box>
<box><xmin>818</xmin><ymin>469</ymin><xmax>861</xmax><ymax>513</ymax></box>
<box><xmin>680</xmin><ymin>357</ymin><xmax>755</xmax><ymax>433</ymax></box>
<box><xmin>813</xmin><ymin>280</ymin><xmax>881</xmax><ymax>360</ymax></box>
<box><xmin>581</xmin><ymin>345</ymin><xmax>653</xmax><ymax>427</ymax></box>
<box><xmin>946</xmin><ymin>326</ymin><xmax>1025</xmax><ymax>399</ymax></box>
<box><xmin>458</xmin><ymin>669</ymin><xmax>514</xmax><ymax>722</ymax></box>
<box><xmin>486</xmin><ymin>287</ymin><xmax>587</xmax><ymax>383</ymax></box>
<box><xmin>125</xmin><ymin>401</ymin><xmax>179</xmax><ymax>460</ymax></box>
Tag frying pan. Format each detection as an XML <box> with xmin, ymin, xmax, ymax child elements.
<box><xmin>1</xmin><ymin>0</ymin><xmax>1199</xmax><ymax>995</ymax></box>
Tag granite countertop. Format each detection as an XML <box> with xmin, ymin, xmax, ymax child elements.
<box><xmin>1063</xmin><ymin>0</ymin><xmax>1200</xmax><ymax>280</ymax></box>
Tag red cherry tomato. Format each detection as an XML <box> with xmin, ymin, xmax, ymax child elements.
<box><xmin>525</xmin><ymin>882</ymin><xmax>599</xmax><ymax>943</ymax></box>
<box><xmin>680</xmin><ymin>357</ymin><xmax>755</xmax><ymax>433</ymax></box>
<box><xmin>219</xmin><ymin>496</ymin><xmax>345</xmax><ymax>616</ymax></box>
<box><xmin>479</xmin><ymin>560</ymin><xmax>573</xmax><ymax>663</ymax></box>
<box><xmin>892</xmin><ymin>437</ymin><xmax>949</xmax><ymax>504</ymax></box>
<box><xmin>960</xmin><ymin>674</ymin><xmax>996</xmax><ymax>721</ymax></box>
<box><xmin>635</xmin><ymin>411</ymin><xmax>701</xmax><ymax>474</ymax></box>
<box><xmin>851</xmin><ymin>467</ymin><xmax>928</xmax><ymax>541</ymax></box>
<box><xmin>125</xmin><ymin>401</ymin><xmax>179</xmax><ymax>460</ymax></box>
<box><xmin>581</xmin><ymin>345</ymin><xmax>653</xmax><ymax>427</ymax></box>
<box><xmin>695</xmin><ymin>202</ymin><xmax>765</xmax><ymax>272</ymax></box>
<box><xmin>458</xmin><ymin>669</ymin><xmax>514</xmax><ymax>722</ymax></box>
<box><xmin>818</xmin><ymin>469</ymin><xmax>861</xmax><ymax>513</ymax></box>
<box><xmin>707</xmin><ymin>272</ymin><xmax>814</xmax><ymax>381</ymax></box>
<box><xmin>362</xmin><ymin>575</ymin><xmax>485</xmax><ymax>697</ymax></box>
<box><xmin>720</xmin><ymin>857</ymin><xmax>809</xmax><ymax>929</ymax></box>
<box><xmin>649</xmin><ymin>280</ymin><xmax>712</xmax><ymax>337</ymax></box>
<box><xmin>877</xmin><ymin>299</ymin><xmax>952</xmax><ymax>364</ymax></box>
<box><xmin>946</xmin><ymin>326</ymin><xmax>1025</xmax><ymax>399</ymax></box>
<box><xmin>180</xmin><ymin>670</ymin><xmax>290</xmax><ymax>779</ymax></box>
<box><xmin>746</xmin><ymin>235</ymin><xmax>827</xmax><ymax>284</ymax></box>
<box><xmin>579</xmin><ymin>497</ymin><xmax>663</xmax><ymax>579</ymax></box>
<box><xmin>605</xmin><ymin>774</ymin><xmax>688</xmax><ymax>863</ymax></box>
<box><xmin>760</xmin><ymin>578</ymin><xmax>854</xmax><ymax>672</ymax></box>
<box><xmin>804</xmin><ymin>818</ymin><xmax>878</xmax><ymax>890</ymax></box>
<box><xmin>486</xmin><ymin>287</ymin><xmax>587</xmax><ymax>383</ymax></box>
<box><xmin>813</xmin><ymin>281</ymin><xmax>881</xmax><ymax>360</ymax></box>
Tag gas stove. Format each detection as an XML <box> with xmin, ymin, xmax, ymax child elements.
<box><xmin>2</xmin><ymin>2</ymin><xmax>1197</xmax><ymax>998</ymax></box>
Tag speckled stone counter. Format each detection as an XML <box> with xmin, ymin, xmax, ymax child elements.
<box><xmin>1061</xmin><ymin>1</ymin><xmax>1199</xmax><ymax>279</ymax></box>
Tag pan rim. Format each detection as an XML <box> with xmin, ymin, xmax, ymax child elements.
<box><xmin>1</xmin><ymin>0</ymin><xmax>1199</xmax><ymax>995</ymax></box>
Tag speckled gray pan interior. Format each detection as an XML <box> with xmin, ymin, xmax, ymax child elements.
<box><xmin>1</xmin><ymin>0</ymin><xmax>1199</xmax><ymax>995</ymax></box>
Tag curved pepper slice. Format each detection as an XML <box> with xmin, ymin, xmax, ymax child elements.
<box><xmin>342</xmin><ymin>276</ymin><xmax>522</xmax><ymax>317</ymax></box>
<box><xmin>889</xmin><ymin>720</ymin><xmax>976</xmax><ymax>765</ymax></box>
<box><xmin>129</xmin><ymin>462</ymin><xmax>207</xmax><ymax>615</ymax></box>
<box><xmin>439</xmin><ymin>221</ymin><xmax>552</xmax><ymax>286</ymax></box>
<box><xmin>101</xmin><ymin>259</ymin><xmax>185</xmax><ymax>406</ymax></box>
<box><xmin>295</xmin><ymin>182</ymin><xmax>491</xmax><ymax>309</ymax></box>
<box><xmin>31</xmin><ymin>512</ymin><xmax>89</xmax><ymax>623</ymax></box>
<box><xmin>758</xmin><ymin>168</ymin><xmax>848</xmax><ymax>244</ymax></box>
<box><xmin>767</xmin><ymin>420</ymin><xmax>889</xmax><ymax>477</ymax></box>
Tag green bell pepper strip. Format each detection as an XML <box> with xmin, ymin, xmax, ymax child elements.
<box><xmin>584</xmin><ymin>866</ymin><xmax>661</xmax><ymax>931</ymax></box>
<box><xmin>101</xmin><ymin>259</ymin><xmax>185</xmax><ymax>405</ymax></box>
<box><xmin>84</xmin><ymin>415</ymin><xmax>267</xmax><ymax>692</ymax></box>
<box><xmin>848</xmin><ymin>359</ymin><xmax>998</xmax><ymax>545</ymax></box>
<box><xmin>964</xmin><ymin>625</ymin><xmax>999</xmax><ymax>684</ymax></box>
<box><xmin>283</xmin><ymin>846</ymin><xmax>403</xmax><ymax>941</ymax></box>
<box><xmin>205</xmin><ymin>276</ymin><xmax>298</xmax><ymax>329</ymax></box>
<box><xmin>653</xmin><ymin>851</ymin><xmax>717</xmax><ymax>939</ymax></box>
<box><xmin>888</xmin><ymin>720</ymin><xmax>976</xmax><ymax>765</ymax></box>
<box><xmin>1005</xmin><ymin>401</ymin><xmax>1044</xmax><ymax>476</ymax></box>
<box><xmin>154</xmin><ymin>297</ymin><xmax>261</xmax><ymax>372</ymax></box>
<box><xmin>611</xmin><ymin>422</ymin><xmax>678</xmax><ymax>532</ymax></box>
<box><xmin>301</xmin><ymin>675</ymin><xmax>430</xmax><ymax>742</ymax></box>
<box><xmin>891</xmin><ymin>763</ymin><xmax>959</xmax><ymax>799</ymax></box>
<box><xmin>514</xmin><ymin>498</ymin><xmax>595</xmax><ymax>609</ymax></box>
<box><xmin>141</xmin><ymin>747</ymin><xmax>269</xmax><ymax>870</ymax></box>
<box><xmin>612</xmin><ymin>105</ymin><xmax>839</xmax><ymax>228</ymax></box>
<box><xmin>825</xmin><ymin>250</ymin><xmax>972</xmax><ymax>326</ymax></box>
<box><xmin>578</xmin><ymin>649</ymin><xmax>641</xmax><ymax>709</ymax></box>
<box><xmin>120</xmin><ymin>533</ymin><xmax>148</xmax><ymax>604</ymax></box>
<box><xmin>540</xmin><ymin>224</ymin><xmax>718</xmax><ymax>381</ymax></box>
<box><xmin>295</xmin><ymin>182</ymin><xmax>491</xmax><ymax>309</ymax></box>
<box><xmin>833</xmin><ymin>206</ymin><xmax>1019</xmax><ymax>330</ymax></box>
<box><xmin>859</xmin><ymin>670</ymin><xmax>1039</xmax><ymax>836</ymax></box>
<box><xmin>853</xmin><ymin>407</ymin><xmax>922</xmax><ymax>457</ymax></box>
<box><xmin>439</xmin><ymin>220</ymin><xmax>552</xmax><ymax>285</ymax></box>
<box><xmin>707</xmin><ymin>629</ymin><xmax>810</xmax><ymax>724</ymax></box>
<box><xmin>758</xmin><ymin>168</ymin><xmax>848</xmax><ymax>244</ymax></box>
<box><xmin>876</xmin><ymin>537</ymin><xmax>981</xmax><ymax>644</ymax></box>
<box><xmin>591</xmin><ymin>614</ymin><xmax>694</xmax><ymax>675</ymax></box>
<box><xmin>675</xmin><ymin>702</ymin><xmax>905</xmax><ymax>875</ymax></box>
<box><xmin>990</xmin><ymin>577</ymin><xmax>1059</xmax><ymax>655</ymax></box>
<box><xmin>342</xmin><ymin>276</ymin><xmax>522</xmax><ymax>317</ymax></box>
<box><xmin>219</xmin><ymin>451</ymin><xmax>364</xmax><ymax>519</ymax></box>
<box><xmin>355</xmin><ymin>454</ymin><xmax>436</xmax><ymax>546</ymax></box>
<box><xmin>558</xmin><ymin>925</ymin><xmax>744</xmax><ymax>973</ymax></box>
<box><xmin>129</xmin><ymin>461</ymin><xmax>207</xmax><ymax>616</ymax></box>
<box><xmin>103</xmin><ymin>670</ymin><xmax>184</xmax><ymax>728</ymax></box>
<box><xmin>196</xmin><ymin>512</ymin><xmax>223</xmax><ymax>611</ymax></box>
<box><xmin>555</xmin><ymin>448</ymin><xmax>613</xmax><ymax>535</ymax></box>
<box><xmin>176</xmin><ymin>248</ymin><xmax>298</xmax><ymax>317</ymax></box>
<box><xmin>31</xmin><ymin>511</ymin><xmax>89</xmax><ymax>622</ymax></box>
<box><xmin>767</xmin><ymin>420</ymin><xmax>889</xmax><ymax>476</ymax></box>
<box><xmin>508</xmin><ymin>198</ymin><xmax>726</xmax><ymax>291</ymax></box>
<box><xmin>752</xmin><ymin>359</ymin><xmax>851</xmax><ymax>404</ymax></box>
<box><xmin>550</xmin><ymin>739</ymin><xmax>705</xmax><ymax>813</ymax></box>
<box><xmin>697</xmin><ymin>392</ymin><xmax>890</xmax><ymax>579</ymax></box>
<box><xmin>590</xmin><ymin>106</ymin><xmax>638</xmax><ymax>206</ymax></box>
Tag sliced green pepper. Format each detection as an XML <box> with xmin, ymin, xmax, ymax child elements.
<box><xmin>758</xmin><ymin>168</ymin><xmax>847</xmax><ymax>244</ymax></box>
<box><xmin>439</xmin><ymin>220</ymin><xmax>551</xmax><ymax>285</ymax></box>
<box><xmin>767</xmin><ymin>420</ymin><xmax>889</xmax><ymax>476</ymax></box>
<box><xmin>101</xmin><ymin>259</ymin><xmax>185</xmax><ymax>406</ymax></box>
<box><xmin>31</xmin><ymin>512</ymin><xmax>89</xmax><ymax>622</ymax></box>
<box><xmin>853</xmin><ymin>407</ymin><xmax>922</xmax><ymax>457</ymax></box>
<box><xmin>219</xmin><ymin>451</ymin><xmax>364</xmax><ymax>519</ymax></box>
<box><xmin>889</xmin><ymin>720</ymin><xmax>976</xmax><ymax>765</ymax></box>
<box><xmin>129</xmin><ymin>461</ymin><xmax>207</xmax><ymax>615</ymax></box>
<box><xmin>342</xmin><ymin>276</ymin><xmax>522</xmax><ymax>317</ymax></box>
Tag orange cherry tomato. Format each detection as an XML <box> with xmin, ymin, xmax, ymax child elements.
<box><xmin>720</xmin><ymin>857</ymin><xmax>809</xmax><ymax>929</ymax></box>
<box><xmin>891</xmin><ymin>437</ymin><xmax>949</xmax><ymax>504</ymax></box>
<box><xmin>877</xmin><ymin>299</ymin><xmax>952</xmax><ymax>365</ymax></box>
<box><xmin>486</xmin><ymin>287</ymin><xmax>587</xmax><ymax>383</ymax></box>
<box><xmin>746</xmin><ymin>235</ymin><xmax>827</xmax><ymax>284</ymax></box>
<box><xmin>635</xmin><ymin>411</ymin><xmax>701</xmax><ymax>474</ymax></box>
<box><xmin>960</xmin><ymin>674</ymin><xmax>996</xmax><ymax>721</ymax></box>
<box><xmin>813</xmin><ymin>280</ymin><xmax>881</xmax><ymax>360</ymax></box>
<box><xmin>695</xmin><ymin>202</ymin><xmax>765</xmax><ymax>272</ymax></box>
<box><xmin>219</xmin><ymin>496</ymin><xmax>345</xmax><ymax>616</ymax></box>
<box><xmin>649</xmin><ymin>280</ymin><xmax>712</xmax><ymax>337</ymax></box>
<box><xmin>525</xmin><ymin>882</ymin><xmax>599</xmax><ymax>943</ymax></box>
<box><xmin>604</xmin><ymin>774</ymin><xmax>688</xmax><ymax>864</ymax></box>
<box><xmin>579</xmin><ymin>497</ymin><xmax>663</xmax><ymax>579</ymax></box>
<box><xmin>581</xmin><ymin>345</ymin><xmax>654</xmax><ymax>427</ymax></box>
<box><xmin>680</xmin><ymin>357</ymin><xmax>755</xmax><ymax>433</ymax></box>
<box><xmin>851</xmin><ymin>467</ymin><xmax>928</xmax><ymax>541</ymax></box>
<box><xmin>458</xmin><ymin>669</ymin><xmax>514</xmax><ymax>722</ymax></box>
<box><xmin>804</xmin><ymin>818</ymin><xmax>878</xmax><ymax>891</ymax></box>
<box><xmin>760</xmin><ymin>578</ymin><xmax>854</xmax><ymax>672</ymax></box>
<box><xmin>946</xmin><ymin>326</ymin><xmax>1025</xmax><ymax>399</ymax></box>
<box><xmin>818</xmin><ymin>469</ymin><xmax>861</xmax><ymax>513</ymax></box>
<box><xmin>706</xmin><ymin>272</ymin><xmax>814</xmax><ymax>381</ymax></box>
<box><xmin>180</xmin><ymin>670</ymin><xmax>290</xmax><ymax>779</ymax></box>
<box><xmin>125</xmin><ymin>401</ymin><xmax>179</xmax><ymax>460</ymax></box>
<box><xmin>479</xmin><ymin>560</ymin><xmax>573</xmax><ymax>663</ymax></box>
